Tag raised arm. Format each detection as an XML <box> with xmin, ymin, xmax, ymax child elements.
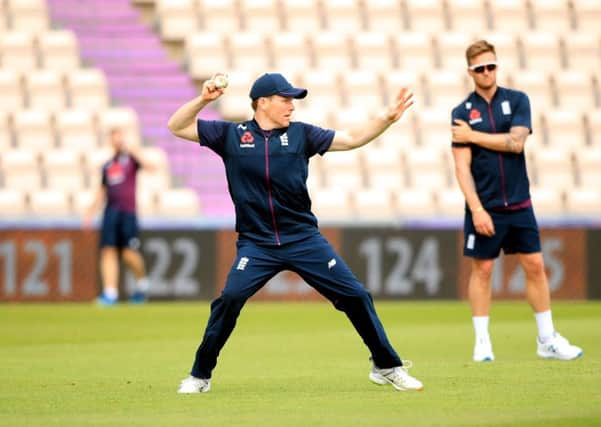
<box><xmin>329</xmin><ymin>88</ymin><xmax>414</xmax><ymax>152</ymax></box>
<box><xmin>167</xmin><ymin>75</ymin><xmax>226</xmax><ymax>142</ymax></box>
<box><xmin>452</xmin><ymin>120</ymin><xmax>529</xmax><ymax>154</ymax></box>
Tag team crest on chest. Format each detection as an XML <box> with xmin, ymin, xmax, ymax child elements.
<box><xmin>469</xmin><ymin>108</ymin><xmax>483</xmax><ymax>125</ymax></box>
<box><xmin>240</xmin><ymin>131</ymin><xmax>255</xmax><ymax>148</ymax></box>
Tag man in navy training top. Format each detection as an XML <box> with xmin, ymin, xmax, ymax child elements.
<box><xmin>450</xmin><ymin>40</ymin><xmax>582</xmax><ymax>362</ymax></box>
<box><xmin>168</xmin><ymin>72</ymin><xmax>423</xmax><ymax>393</ymax></box>
<box><xmin>84</xmin><ymin>128</ymin><xmax>152</xmax><ymax>305</ymax></box>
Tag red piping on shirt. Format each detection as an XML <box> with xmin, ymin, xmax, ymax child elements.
<box><xmin>263</xmin><ymin>132</ymin><xmax>281</xmax><ymax>245</ymax></box>
<box><xmin>487</xmin><ymin>103</ymin><xmax>508</xmax><ymax>206</ymax></box>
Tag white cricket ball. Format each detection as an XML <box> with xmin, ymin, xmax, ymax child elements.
<box><xmin>214</xmin><ymin>74</ymin><xmax>228</xmax><ymax>89</ymax></box>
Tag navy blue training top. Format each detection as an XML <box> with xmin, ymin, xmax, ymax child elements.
<box><xmin>102</xmin><ymin>153</ymin><xmax>139</xmax><ymax>213</ymax></box>
<box><xmin>197</xmin><ymin>118</ymin><xmax>334</xmax><ymax>246</ymax></box>
<box><xmin>451</xmin><ymin>86</ymin><xmax>533</xmax><ymax>210</ymax></box>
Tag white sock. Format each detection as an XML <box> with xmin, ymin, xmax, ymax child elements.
<box><xmin>104</xmin><ymin>287</ymin><xmax>118</xmax><ymax>299</ymax></box>
<box><xmin>535</xmin><ymin>310</ymin><xmax>555</xmax><ymax>342</ymax></box>
<box><xmin>136</xmin><ymin>277</ymin><xmax>149</xmax><ymax>292</ymax></box>
<box><xmin>473</xmin><ymin>316</ymin><xmax>490</xmax><ymax>343</ymax></box>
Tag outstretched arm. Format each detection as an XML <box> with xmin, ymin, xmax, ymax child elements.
<box><xmin>328</xmin><ymin>88</ymin><xmax>414</xmax><ymax>152</ymax></box>
<box><xmin>452</xmin><ymin>119</ymin><xmax>529</xmax><ymax>154</ymax></box>
<box><xmin>167</xmin><ymin>74</ymin><xmax>226</xmax><ymax>142</ymax></box>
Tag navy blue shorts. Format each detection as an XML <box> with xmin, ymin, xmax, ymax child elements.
<box><xmin>99</xmin><ymin>207</ymin><xmax>140</xmax><ymax>250</ymax></box>
<box><xmin>463</xmin><ymin>206</ymin><xmax>541</xmax><ymax>259</ymax></box>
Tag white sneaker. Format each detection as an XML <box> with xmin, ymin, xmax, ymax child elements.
<box><xmin>473</xmin><ymin>337</ymin><xmax>495</xmax><ymax>362</ymax></box>
<box><xmin>177</xmin><ymin>376</ymin><xmax>211</xmax><ymax>394</ymax></box>
<box><xmin>369</xmin><ymin>360</ymin><xmax>423</xmax><ymax>391</ymax></box>
<box><xmin>537</xmin><ymin>332</ymin><xmax>583</xmax><ymax>361</ymax></box>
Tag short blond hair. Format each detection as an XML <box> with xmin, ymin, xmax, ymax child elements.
<box><xmin>465</xmin><ymin>40</ymin><xmax>496</xmax><ymax>65</ymax></box>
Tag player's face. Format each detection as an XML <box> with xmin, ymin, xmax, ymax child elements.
<box><xmin>110</xmin><ymin>130</ymin><xmax>125</xmax><ymax>152</ymax></box>
<box><xmin>265</xmin><ymin>95</ymin><xmax>295</xmax><ymax>128</ymax></box>
<box><xmin>468</xmin><ymin>51</ymin><xmax>497</xmax><ymax>91</ymax></box>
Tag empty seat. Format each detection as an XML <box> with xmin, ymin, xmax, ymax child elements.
<box><xmin>56</xmin><ymin>110</ymin><xmax>98</xmax><ymax>150</ymax></box>
<box><xmin>565</xmin><ymin>187</ymin><xmax>601</xmax><ymax>216</ymax></box>
<box><xmin>394</xmin><ymin>33</ymin><xmax>434</xmax><ymax>71</ymax></box>
<box><xmin>416</xmin><ymin>108</ymin><xmax>451</xmax><ymax>148</ymax></box>
<box><xmin>140</xmin><ymin>146</ymin><xmax>169</xmax><ymax>171</ymax></box>
<box><xmin>83</xmin><ymin>147</ymin><xmax>113</xmax><ymax>185</ymax></box>
<box><xmin>478</xmin><ymin>32</ymin><xmax>520</xmax><ymax>75</ymax></box>
<box><xmin>185</xmin><ymin>32</ymin><xmax>229</xmax><ymax>80</ymax></box>
<box><xmin>311</xmin><ymin>32</ymin><xmax>353</xmax><ymax>70</ymax></box>
<box><xmin>363</xmin><ymin>146</ymin><xmax>406</xmax><ymax>190</ymax></box>
<box><xmin>340</xmin><ymin>70</ymin><xmax>384</xmax><ymax>110</ymax></box>
<box><xmin>280</xmin><ymin>0</ymin><xmax>322</xmax><ymax>32</ymax></box>
<box><xmin>488</xmin><ymin>0</ymin><xmax>530</xmax><ymax>32</ymax></box>
<box><xmin>405</xmin><ymin>0</ymin><xmax>447</xmax><ymax>33</ymax></box>
<box><xmin>137</xmin><ymin>170</ymin><xmax>171</xmax><ymax>192</ymax></box>
<box><xmin>66</xmin><ymin>69</ymin><xmax>109</xmax><ymax>111</ymax></box>
<box><xmin>447</xmin><ymin>0</ymin><xmax>488</xmax><ymax>33</ymax></box>
<box><xmin>310</xmin><ymin>186</ymin><xmax>353</xmax><ymax>220</ymax></box>
<box><xmin>363</xmin><ymin>0</ymin><xmax>404</xmax><ymax>33</ymax></box>
<box><xmin>573</xmin><ymin>0</ymin><xmax>601</xmax><ymax>34</ymax></box>
<box><xmin>510</xmin><ymin>71</ymin><xmax>553</xmax><ymax>113</ymax></box>
<box><xmin>531</xmin><ymin>146</ymin><xmax>574</xmax><ymax>191</ymax></box>
<box><xmin>1</xmin><ymin>32</ymin><xmax>37</xmax><ymax>71</ymax></box>
<box><xmin>136</xmin><ymin>187</ymin><xmax>157</xmax><ymax>217</ymax></box>
<box><xmin>520</xmin><ymin>32</ymin><xmax>561</xmax><ymax>71</ymax></box>
<box><xmin>354</xmin><ymin>188</ymin><xmax>396</xmax><ymax>219</ymax></box>
<box><xmin>322</xmin><ymin>0</ymin><xmax>363</xmax><ymax>32</ymax></box>
<box><xmin>543</xmin><ymin>110</ymin><xmax>586</xmax><ymax>149</ymax></box>
<box><xmin>553</xmin><ymin>71</ymin><xmax>596</xmax><ymax>111</ymax></box>
<box><xmin>436</xmin><ymin>186</ymin><xmax>465</xmax><ymax>217</ymax></box>
<box><xmin>24</xmin><ymin>70</ymin><xmax>66</xmax><ymax>111</ymax></box>
<box><xmin>98</xmin><ymin>108</ymin><xmax>141</xmax><ymax>148</ymax></box>
<box><xmin>0</xmin><ymin>111</ymin><xmax>12</xmax><ymax>151</ymax></box>
<box><xmin>0</xmin><ymin>69</ymin><xmax>25</xmax><ymax>111</ymax></box>
<box><xmin>29</xmin><ymin>189</ymin><xmax>71</xmax><ymax>217</ymax></box>
<box><xmin>352</xmin><ymin>32</ymin><xmax>394</xmax><ymax>71</ymax></box>
<box><xmin>435</xmin><ymin>32</ymin><xmax>474</xmax><ymax>71</ymax></box>
<box><xmin>7</xmin><ymin>0</ymin><xmax>49</xmax><ymax>33</ymax></box>
<box><xmin>382</xmin><ymin>70</ymin><xmax>421</xmax><ymax>106</ymax></box>
<box><xmin>587</xmin><ymin>110</ymin><xmax>601</xmax><ymax>147</ymax></box>
<box><xmin>395</xmin><ymin>188</ymin><xmax>436</xmax><ymax>217</ymax></box>
<box><xmin>561</xmin><ymin>32</ymin><xmax>601</xmax><ymax>72</ymax></box>
<box><xmin>240</xmin><ymin>0</ymin><xmax>282</xmax><ymax>32</ymax></box>
<box><xmin>530</xmin><ymin>186</ymin><xmax>564</xmax><ymax>217</ymax></box>
<box><xmin>269</xmin><ymin>32</ymin><xmax>311</xmax><ymax>71</ymax></box>
<box><xmin>321</xmin><ymin>149</ymin><xmax>364</xmax><ymax>191</ymax></box>
<box><xmin>156</xmin><ymin>188</ymin><xmax>201</xmax><ymax>217</ymax></box>
<box><xmin>406</xmin><ymin>146</ymin><xmax>450</xmax><ymax>190</ymax></box>
<box><xmin>300</xmin><ymin>70</ymin><xmax>342</xmax><ymax>110</ymax></box>
<box><xmin>156</xmin><ymin>0</ymin><xmax>198</xmax><ymax>42</ymax></box>
<box><xmin>197</xmin><ymin>0</ymin><xmax>240</xmax><ymax>33</ymax></box>
<box><xmin>72</xmin><ymin>189</ymin><xmax>95</xmax><ymax>216</ymax></box>
<box><xmin>574</xmin><ymin>146</ymin><xmax>601</xmax><ymax>187</ymax></box>
<box><xmin>1</xmin><ymin>149</ymin><xmax>42</xmax><ymax>190</ymax></box>
<box><xmin>424</xmin><ymin>71</ymin><xmax>469</xmax><ymax>109</ymax></box>
<box><xmin>14</xmin><ymin>110</ymin><xmax>54</xmax><ymax>151</ymax></box>
<box><xmin>0</xmin><ymin>189</ymin><xmax>27</xmax><ymax>217</ymax></box>
<box><xmin>228</xmin><ymin>32</ymin><xmax>269</xmax><ymax>72</ymax></box>
<box><xmin>529</xmin><ymin>0</ymin><xmax>573</xmax><ymax>33</ymax></box>
<box><xmin>38</xmin><ymin>30</ymin><xmax>80</xmax><ymax>72</ymax></box>
<box><xmin>43</xmin><ymin>149</ymin><xmax>85</xmax><ymax>191</ymax></box>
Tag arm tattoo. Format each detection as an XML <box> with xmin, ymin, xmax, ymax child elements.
<box><xmin>506</xmin><ymin>128</ymin><xmax>529</xmax><ymax>153</ymax></box>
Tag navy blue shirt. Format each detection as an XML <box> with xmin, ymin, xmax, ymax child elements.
<box><xmin>197</xmin><ymin>118</ymin><xmax>334</xmax><ymax>246</ymax></box>
<box><xmin>102</xmin><ymin>153</ymin><xmax>139</xmax><ymax>213</ymax></box>
<box><xmin>451</xmin><ymin>86</ymin><xmax>532</xmax><ymax>210</ymax></box>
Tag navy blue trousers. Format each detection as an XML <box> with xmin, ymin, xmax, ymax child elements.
<box><xmin>190</xmin><ymin>233</ymin><xmax>402</xmax><ymax>379</ymax></box>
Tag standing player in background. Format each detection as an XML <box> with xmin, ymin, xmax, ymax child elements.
<box><xmin>450</xmin><ymin>40</ymin><xmax>583</xmax><ymax>362</ymax></box>
<box><xmin>168</xmin><ymin>72</ymin><xmax>423</xmax><ymax>393</ymax></box>
<box><xmin>84</xmin><ymin>128</ymin><xmax>152</xmax><ymax>305</ymax></box>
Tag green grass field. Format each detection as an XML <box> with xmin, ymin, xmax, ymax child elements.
<box><xmin>1</xmin><ymin>301</ymin><xmax>599</xmax><ymax>427</ymax></box>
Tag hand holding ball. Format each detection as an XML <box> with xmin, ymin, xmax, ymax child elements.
<box><xmin>213</xmin><ymin>74</ymin><xmax>229</xmax><ymax>89</ymax></box>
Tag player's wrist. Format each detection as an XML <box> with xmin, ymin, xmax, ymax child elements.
<box><xmin>471</xmin><ymin>205</ymin><xmax>485</xmax><ymax>213</ymax></box>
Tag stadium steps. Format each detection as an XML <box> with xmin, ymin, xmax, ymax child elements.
<box><xmin>45</xmin><ymin>0</ymin><xmax>234</xmax><ymax>218</ymax></box>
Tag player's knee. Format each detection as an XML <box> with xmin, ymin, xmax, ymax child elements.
<box><xmin>522</xmin><ymin>255</ymin><xmax>545</xmax><ymax>278</ymax></box>
<box><xmin>473</xmin><ymin>259</ymin><xmax>495</xmax><ymax>280</ymax></box>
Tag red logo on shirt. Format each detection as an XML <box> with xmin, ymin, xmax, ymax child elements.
<box><xmin>241</xmin><ymin>131</ymin><xmax>254</xmax><ymax>143</ymax></box>
<box><xmin>469</xmin><ymin>109</ymin><xmax>481</xmax><ymax>120</ymax></box>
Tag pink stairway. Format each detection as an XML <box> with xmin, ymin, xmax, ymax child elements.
<box><xmin>47</xmin><ymin>0</ymin><xmax>234</xmax><ymax>218</ymax></box>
